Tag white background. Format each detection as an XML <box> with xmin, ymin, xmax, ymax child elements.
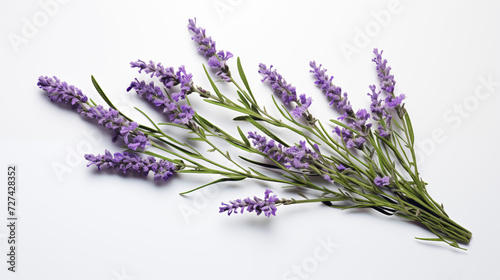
<box><xmin>1</xmin><ymin>0</ymin><xmax>500</xmax><ymax>279</ymax></box>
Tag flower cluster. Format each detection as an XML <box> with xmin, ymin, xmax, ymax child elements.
<box><xmin>219</xmin><ymin>189</ymin><xmax>279</xmax><ymax>217</ymax></box>
<box><xmin>248</xmin><ymin>132</ymin><xmax>319</xmax><ymax>169</ymax></box>
<box><xmin>85</xmin><ymin>150</ymin><xmax>178</xmax><ymax>181</ymax></box>
<box><xmin>258</xmin><ymin>63</ymin><xmax>298</xmax><ymax>105</ymax></box>
<box><xmin>37</xmin><ymin>75</ymin><xmax>88</xmax><ymax>110</ymax></box>
<box><xmin>372</xmin><ymin>49</ymin><xmax>405</xmax><ymax>109</ymax></box>
<box><xmin>367</xmin><ymin>49</ymin><xmax>406</xmax><ymax>138</ymax></box>
<box><xmin>127</xmin><ymin>78</ymin><xmax>194</xmax><ymax>125</ymax></box>
<box><xmin>309</xmin><ymin>62</ymin><xmax>372</xmax><ymax>148</ymax></box>
<box><xmin>130</xmin><ymin>60</ymin><xmax>194</xmax><ymax>101</ymax></box>
<box><xmin>258</xmin><ymin>64</ymin><xmax>313</xmax><ymax>120</ymax></box>
<box><xmin>374</xmin><ymin>176</ymin><xmax>391</xmax><ymax>187</ymax></box>
<box><xmin>309</xmin><ymin>61</ymin><xmax>352</xmax><ymax>114</ymax></box>
<box><xmin>372</xmin><ymin>48</ymin><xmax>396</xmax><ymax>94</ymax></box>
<box><xmin>37</xmin><ymin>76</ymin><xmax>150</xmax><ymax>150</ymax></box>
<box><xmin>188</xmin><ymin>18</ymin><xmax>232</xmax><ymax>82</ymax></box>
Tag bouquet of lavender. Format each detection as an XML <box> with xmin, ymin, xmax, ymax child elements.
<box><xmin>37</xmin><ymin>18</ymin><xmax>471</xmax><ymax>249</ymax></box>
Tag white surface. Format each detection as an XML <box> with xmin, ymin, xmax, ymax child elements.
<box><xmin>1</xmin><ymin>0</ymin><xmax>500</xmax><ymax>279</ymax></box>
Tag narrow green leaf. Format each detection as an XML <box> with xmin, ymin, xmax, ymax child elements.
<box><xmin>233</xmin><ymin>115</ymin><xmax>263</xmax><ymax>121</ymax></box>
<box><xmin>204</xmin><ymin>99</ymin><xmax>261</xmax><ymax>119</ymax></box>
<box><xmin>237</xmin><ymin>126</ymin><xmax>251</xmax><ymax>146</ymax></box>
<box><xmin>404</xmin><ymin>113</ymin><xmax>415</xmax><ymax>145</ymax></box>
<box><xmin>225</xmin><ymin>139</ymin><xmax>253</xmax><ymax>153</ymax></box>
<box><xmin>91</xmin><ymin>75</ymin><xmax>114</xmax><ymax>108</ymax></box>
<box><xmin>247</xmin><ymin>167</ymin><xmax>265</xmax><ymax>177</ymax></box>
<box><xmin>237</xmin><ymin>90</ymin><xmax>251</xmax><ymax>109</ymax></box>
<box><xmin>180</xmin><ymin>176</ymin><xmax>246</xmax><ymax>195</ymax></box>
<box><xmin>237</xmin><ymin>57</ymin><xmax>257</xmax><ymax>104</ymax></box>
<box><xmin>157</xmin><ymin>122</ymin><xmax>190</xmax><ymax>130</ymax></box>
<box><xmin>242</xmin><ymin>116</ymin><xmax>289</xmax><ymax>147</ymax></box>
<box><xmin>239</xmin><ymin>156</ymin><xmax>280</xmax><ymax>169</ymax></box>
<box><xmin>271</xmin><ymin>95</ymin><xmax>293</xmax><ymax>122</ymax></box>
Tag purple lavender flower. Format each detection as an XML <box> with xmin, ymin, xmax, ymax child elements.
<box><xmin>174</xmin><ymin>66</ymin><xmax>194</xmax><ymax>101</ymax></box>
<box><xmin>352</xmin><ymin>109</ymin><xmax>372</xmax><ymax>131</ymax></box>
<box><xmin>188</xmin><ymin>18</ymin><xmax>232</xmax><ymax>82</ymax></box>
<box><xmin>248</xmin><ymin>131</ymin><xmax>285</xmax><ymax>161</ymax></box>
<box><xmin>367</xmin><ymin>85</ymin><xmax>385</xmax><ymax>119</ymax></box>
<box><xmin>367</xmin><ymin>84</ymin><xmax>394</xmax><ymax>138</ymax></box>
<box><xmin>309</xmin><ymin>61</ymin><xmax>353</xmax><ymax>114</ymax></box>
<box><xmin>248</xmin><ymin>132</ymin><xmax>319</xmax><ymax>169</ymax></box>
<box><xmin>374</xmin><ymin>176</ymin><xmax>391</xmax><ymax>187</ymax></box>
<box><xmin>219</xmin><ymin>189</ymin><xmax>279</xmax><ymax>217</ymax></box>
<box><xmin>372</xmin><ymin>49</ymin><xmax>396</xmax><ymax>94</ymax></box>
<box><xmin>130</xmin><ymin>61</ymin><xmax>194</xmax><ymax>100</ymax></box>
<box><xmin>384</xmin><ymin>94</ymin><xmax>405</xmax><ymax>108</ymax></box>
<box><xmin>259</xmin><ymin>64</ymin><xmax>314</xmax><ymax>121</ymax></box>
<box><xmin>377</xmin><ymin>115</ymin><xmax>393</xmax><ymax>138</ymax></box>
<box><xmin>258</xmin><ymin>63</ymin><xmax>297</xmax><ymax>105</ymax></box>
<box><xmin>337</xmin><ymin>164</ymin><xmax>346</xmax><ymax>172</ymax></box>
<box><xmin>372</xmin><ymin>49</ymin><xmax>405</xmax><ymax>109</ymax></box>
<box><xmin>323</xmin><ymin>174</ymin><xmax>333</xmax><ymax>183</ymax></box>
<box><xmin>85</xmin><ymin>150</ymin><xmax>178</xmax><ymax>181</ymax></box>
<box><xmin>38</xmin><ymin>76</ymin><xmax>150</xmax><ymax>150</ymax></box>
<box><xmin>333</xmin><ymin>126</ymin><xmax>366</xmax><ymax>149</ymax></box>
<box><xmin>173</xmin><ymin>105</ymin><xmax>195</xmax><ymax>125</ymax></box>
<box><xmin>127</xmin><ymin>79</ymin><xmax>195</xmax><ymax>125</ymax></box>
<box><xmin>291</xmin><ymin>94</ymin><xmax>313</xmax><ymax>119</ymax></box>
<box><xmin>37</xmin><ymin>76</ymin><xmax>88</xmax><ymax>110</ymax></box>
<box><xmin>130</xmin><ymin>60</ymin><xmax>178</xmax><ymax>88</ymax></box>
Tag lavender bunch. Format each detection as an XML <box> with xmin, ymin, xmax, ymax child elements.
<box><xmin>37</xmin><ymin>18</ymin><xmax>471</xmax><ymax>250</ymax></box>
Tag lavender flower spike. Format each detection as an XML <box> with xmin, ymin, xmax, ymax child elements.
<box><xmin>309</xmin><ymin>61</ymin><xmax>353</xmax><ymax>114</ymax></box>
<box><xmin>372</xmin><ymin>49</ymin><xmax>395</xmax><ymax>94</ymax></box>
<box><xmin>37</xmin><ymin>75</ymin><xmax>88</xmax><ymax>111</ymax></box>
<box><xmin>187</xmin><ymin>18</ymin><xmax>232</xmax><ymax>82</ymax></box>
<box><xmin>248</xmin><ymin>132</ymin><xmax>319</xmax><ymax>169</ymax></box>
<box><xmin>127</xmin><ymin>79</ymin><xmax>195</xmax><ymax>125</ymax></box>
<box><xmin>372</xmin><ymin>49</ymin><xmax>405</xmax><ymax>109</ymax></box>
<box><xmin>85</xmin><ymin>150</ymin><xmax>179</xmax><ymax>182</ymax></box>
<box><xmin>130</xmin><ymin>61</ymin><xmax>194</xmax><ymax>101</ymax></box>
<box><xmin>219</xmin><ymin>189</ymin><xmax>279</xmax><ymax>217</ymax></box>
<box><xmin>258</xmin><ymin>63</ymin><xmax>297</xmax><ymax>105</ymax></box>
<box><xmin>38</xmin><ymin>76</ymin><xmax>150</xmax><ymax>150</ymax></box>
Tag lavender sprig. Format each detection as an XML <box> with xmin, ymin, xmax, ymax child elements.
<box><xmin>372</xmin><ymin>49</ymin><xmax>406</xmax><ymax>116</ymax></box>
<box><xmin>219</xmin><ymin>189</ymin><xmax>279</xmax><ymax>217</ymax></box>
<box><xmin>37</xmin><ymin>76</ymin><xmax>150</xmax><ymax>150</ymax></box>
<box><xmin>85</xmin><ymin>150</ymin><xmax>178</xmax><ymax>181</ymax></box>
<box><xmin>188</xmin><ymin>18</ymin><xmax>233</xmax><ymax>82</ymax></box>
<box><xmin>258</xmin><ymin>64</ymin><xmax>315</xmax><ymax>123</ymax></box>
